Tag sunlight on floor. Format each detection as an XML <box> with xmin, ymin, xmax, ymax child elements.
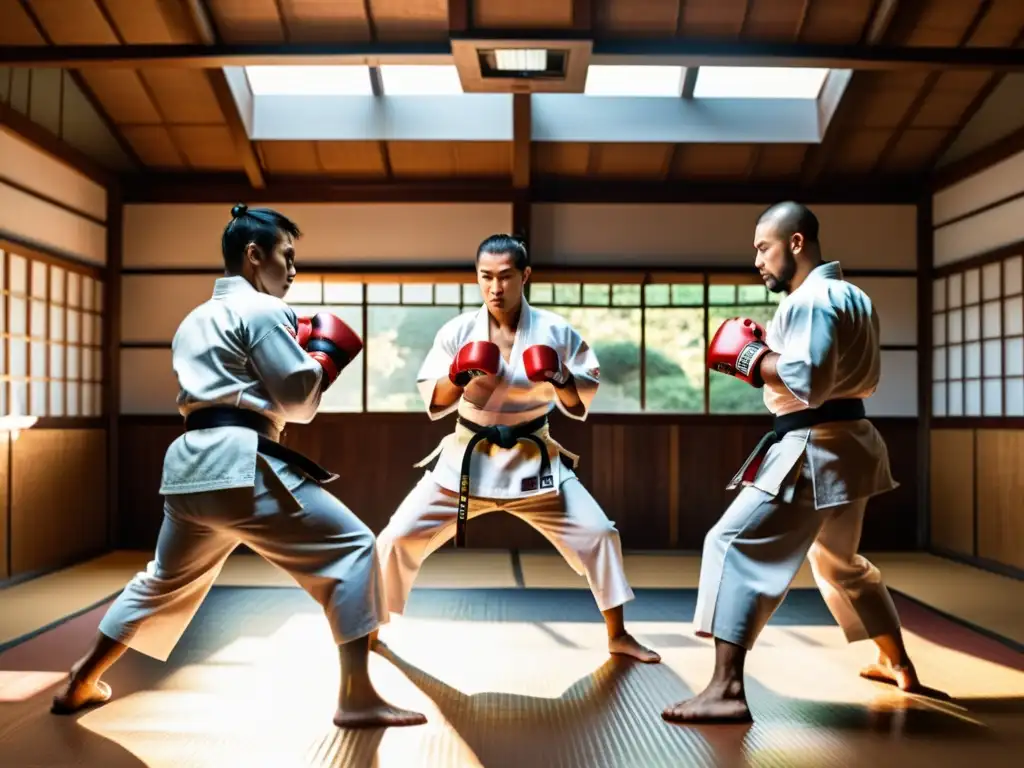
<box><xmin>63</xmin><ymin>610</ymin><xmax>1024</xmax><ymax>768</ymax></box>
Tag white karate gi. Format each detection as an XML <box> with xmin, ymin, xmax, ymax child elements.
<box><xmin>377</xmin><ymin>297</ymin><xmax>634</xmax><ymax>614</ymax></box>
<box><xmin>695</xmin><ymin>261</ymin><xmax>903</xmax><ymax>649</ymax></box>
<box><xmin>98</xmin><ymin>276</ymin><xmax>386</xmax><ymax>661</ymax></box>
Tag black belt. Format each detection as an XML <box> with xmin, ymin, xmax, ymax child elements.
<box><xmin>772</xmin><ymin>398</ymin><xmax>865</xmax><ymax>437</ymax></box>
<box><xmin>183</xmin><ymin>406</ymin><xmax>339</xmax><ymax>485</ymax></box>
<box><xmin>734</xmin><ymin>399</ymin><xmax>867</xmax><ymax>486</ymax></box>
<box><xmin>453</xmin><ymin>414</ymin><xmax>552</xmax><ymax>548</ymax></box>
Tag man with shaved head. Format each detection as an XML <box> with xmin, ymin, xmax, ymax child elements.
<box><xmin>663</xmin><ymin>201</ymin><xmax>922</xmax><ymax>724</ymax></box>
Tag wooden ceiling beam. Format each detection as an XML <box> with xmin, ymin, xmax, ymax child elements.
<box><xmin>120</xmin><ymin>173</ymin><xmax>922</xmax><ymax>205</ymax></box>
<box><xmin>14</xmin><ymin>0</ymin><xmax>143</xmax><ymax>172</ymax></box>
<box><xmin>800</xmin><ymin>0</ymin><xmax>913</xmax><ymax>186</ymax></box>
<box><xmin>448</xmin><ymin>0</ymin><xmax>470</xmax><ymax>33</ymax></box>
<box><xmin>926</xmin><ymin>21</ymin><xmax>1024</xmax><ymax>176</ymax></box>
<box><xmin>183</xmin><ymin>0</ymin><xmax>265</xmax><ymax>189</ymax></box>
<box><xmin>512</xmin><ymin>93</ymin><xmax>531</xmax><ymax>189</ymax></box>
<box><xmin>572</xmin><ymin>1</ymin><xmax>592</xmax><ymax>32</ymax></box>
<box><xmin>681</xmin><ymin>67</ymin><xmax>699</xmax><ymax>97</ymax></box>
<box><xmin>870</xmin><ymin>0</ymin><xmax>996</xmax><ymax>174</ymax></box>
<box><xmin>2</xmin><ymin>39</ymin><xmax>1022</xmax><ymax>71</ymax></box>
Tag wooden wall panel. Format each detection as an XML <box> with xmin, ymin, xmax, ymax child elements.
<box><xmin>0</xmin><ymin>181</ymin><xmax>107</xmax><ymax>266</ymax></box>
<box><xmin>934</xmin><ymin>148</ymin><xmax>1024</xmax><ymax>226</ymax></box>
<box><xmin>9</xmin><ymin>429</ymin><xmax>107</xmax><ymax>577</ymax></box>
<box><xmin>0</xmin><ymin>435</ymin><xmax>8</xmax><ymax>579</ymax></box>
<box><xmin>929</xmin><ymin>429</ymin><xmax>975</xmax><ymax>555</ymax></box>
<box><xmin>531</xmin><ymin>204</ymin><xmax>918</xmax><ymax>269</ymax></box>
<box><xmin>0</xmin><ymin>127</ymin><xmax>108</xmax><ymax>220</ymax></box>
<box><xmin>117</xmin><ymin>414</ymin><xmax>919</xmax><ymax>553</ymax></box>
<box><xmin>122</xmin><ymin>203</ymin><xmax>514</xmax><ymax>268</ymax></box>
<box><xmin>975</xmin><ymin>430</ymin><xmax>1024</xmax><ymax>570</ymax></box>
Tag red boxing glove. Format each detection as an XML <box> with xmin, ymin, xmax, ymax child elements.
<box><xmin>708</xmin><ymin>317</ymin><xmax>770</xmax><ymax>387</ymax></box>
<box><xmin>303</xmin><ymin>312</ymin><xmax>363</xmax><ymax>388</ymax></box>
<box><xmin>523</xmin><ymin>344</ymin><xmax>570</xmax><ymax>388</ymax></box>
<box><xmin>294</xmin><ymin>316</ymin><xmax>312</xmax><ymax>348</ymax></box>
<box><xmin>449</xmin><ymin>341</ymin><xmax>501</xmax><ymax>387</ymax></box>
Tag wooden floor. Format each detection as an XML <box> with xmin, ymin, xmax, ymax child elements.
<box><xmin>0</xmin><ymin>550</ymin><xmax>1021</xmax><ymax>768</ymax></box>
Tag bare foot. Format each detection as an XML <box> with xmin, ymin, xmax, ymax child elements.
<box><xmin>859</xmin><ymin>655</ymin><xmax>922</xmax><ymax>693</ymax></box>
<box><xmin>51</xmin><ymin>672</ymin><xmax>112</xmax><ymax>715</ymax></box>
<box><xmin>608</xmin><ymin>633</ymin><xmax>661</xmax><ymax>663</ymax></box>
<box><xmin>334</xmin><ymin>696</ymin><xmax>427</xmax><ymax>729</ymax></box>
<box><xmin>662</xmin><ymin>681</ymin><xmax>752</xmax><ymax>724</ymax></box>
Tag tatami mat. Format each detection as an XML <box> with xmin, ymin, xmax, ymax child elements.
<box><xmin>518</xmin><ymin>551</ymin><xmax>1024</xmax><ymax>646</ymax></box>
<box><xmin>1</xmin><ymin>549</ymin><xmax>1020</xmax><ymax>649</ymax></box>
<box><xmin>0</xmin><ymin>585</ymin><xmax>1021</xmax><ymax>768</ymax></box>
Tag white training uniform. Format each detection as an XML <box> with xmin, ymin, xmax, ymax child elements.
<box><xmin>695</xmin><ymin>261</ymin><xmax>903</xmax><ymax>649</ymax></box>
<box><xmin>376</xmin><ymin>297</ymin><xmax>634</xmax><ymax>614</ymax></box>
<box><xmin>98</xmin><ymin>276</ymin><xmax>386</xmax><ymax>661</ymax></box>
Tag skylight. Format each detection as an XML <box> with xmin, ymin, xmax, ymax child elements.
<box><xmin>378</xmin><ymin>65</ymin><xmax>463</xmax><ymax>95</ymax></box>
<box><xmin>584</xmin><ymin>65</ymin><xmax>685</xmax><ymax>97</ymax></box>
<box><xmin>245</xmin><ymin>66</ymin><xmax>373</xmax><ymax>96</ymax></box>
<box><xmin>693</xmin><ymin>67</ymin><xmax>829</xmax><ymax>99</ymax></box>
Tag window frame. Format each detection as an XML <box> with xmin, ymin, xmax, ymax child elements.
<box><xmin>290</xmin><ymin>268</ymin><xmax>877</xmax><ymax>416</ymax></box>
<box><xmin>0</xmin><ymin>238</ymin><xmax>105</xmax><ymax>425</ymax></box>
<box><xmin>931</xmin><ymin>252</ymin><xmax>1024</xmax><ymax>423</ymax></box>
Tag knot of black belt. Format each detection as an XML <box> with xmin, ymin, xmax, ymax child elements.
<box><xmin>454</xmin><ymin>414</ymin><xmax>552</xmax><ymax>548</ymax></box>
<box><xmin>183</xmin><ymin>406</ymin><xmax>339</xmax><ymax>485</ymax></box>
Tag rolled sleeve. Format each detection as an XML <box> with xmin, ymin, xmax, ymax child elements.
<box><xmin>555</xmin><ymin>329</ymin><xmax>600</xmax><ymax>421</ymax></box>
<box><xmin>416</xmin><ymin>327</ymin><xmax>459</xmax><ymax>421</ymax></box>
<box><xmin>248</xmin><ymin>308</ymin><xmax>324</xmax><ymax>423</ymax></box>
<box><xmin>775</xmin><ymin>295</ymin><xmax>839</xmax><ymax>408</ymax></box>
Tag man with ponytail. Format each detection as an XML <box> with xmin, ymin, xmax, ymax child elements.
<box><xmin>52</xmin><ymin>204</ymin><xmax>425</xmax><ymax>729</ymax></box>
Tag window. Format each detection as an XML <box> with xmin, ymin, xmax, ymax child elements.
<box><xmin>288</xmin><ymin>277</ymin><xmax>364</xmax><ymax>413</ymax></box>
<box><xmin>932</xmin><ymin>254</ymin><xmax>1023</xmax><ymax>418</ymax></box>
<box><xmin>364</xmin><ymin>284</ymin><xmax>464</xmax><ymax>412</ymax></box>
<box><xmin>245</xmin><ymin>66</ymin><xmax>373</xmax><ymax>96</ymax></box>
<box><xmin>643</xmin><ymin>283</ymin><xmax>705</xmax><ymax>413</ymax></box>
<box><xmin>707</xmin><ymin>282</ymin><xmax>781</xmax><ymax>413</ymax></box>
<box><xmin>379</xmin><ymin>65</ymin><xmax>463</xmax><ymax>95</ymax></box>
<box><xmin>283</xmin><ymin>272</ymin><xmax>794</xmax><ymax>416</ymax></box>
<box><xmin>584</xmin><ymin>65</ymin><xmax>686</xmax><ymax>97</ymax></box>
<box><xmin>529</xmin><ymin>282</ymin><xmax>643</xmax><ymax>412</ymax></box>
<box><xmin>693</xmin><ymin>66</ymin><xmax>829</xmax><ymax>99</ymax></box>
<box><xmin>1</xmin><ymin>247</ymin><xmax>104</xmax><ymax>418</ymax></box>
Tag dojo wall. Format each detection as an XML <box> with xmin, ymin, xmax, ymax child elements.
<box><xmin>117</xmin><ymin>201</ymin><xmax>920</xmax><ymax>552</ymax></box>
<box><xmin>930</xmin><ymin>149</ymin><xmax>1024</xmax><ymax>575</ymax></box>
<box><xmin>0</xmin><ymin>126</ymin><xmax>109</xmax><ymax>583</ymax></box>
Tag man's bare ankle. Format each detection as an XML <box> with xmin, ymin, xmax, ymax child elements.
<box><xmin>710</xmin><ymin>677</ymin><xmax>745</xmax><ymax>697</ymax></box>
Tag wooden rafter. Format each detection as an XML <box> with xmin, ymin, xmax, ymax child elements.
<box><xmin>14</xmin><ymin>0</ymin><xmax>143</xmax><ymax>171</ymax></box>
<box><xmin>183</xmin><ymin>0</ymin><xmax>265</xmax><ymax>189</ymax></box>
<box><xmin>2</xmin><ymin>39</ymin><xmax>1022</xmax><ymax>71</ymax></box>
<box><xmin>794</xmin><ymin>0</ymin><xmax>813</xmax><ymax>41</ymax></box>
<box><xmin>800</xmin><ymin>0</ymin><xmax>912</xmax><ymax>186</ymax></box>
<box><xmin>512</xmin><ymin>93</ymin><xmax>531</xmax><ymax>189</ymax></box>
<box><xmin>926</xmin><ymin>22</ymin><xmax>1024</xmax><ymax>174</ymax></box>
<box><xmin>121</xmin><ymin>173</ymin><xmax>921</xmax><ymax>205</ymax></box>
<box><xmin>870</xmin><ymin>0</ymin><xmax>996</xmax><ymax>174</ymax></box>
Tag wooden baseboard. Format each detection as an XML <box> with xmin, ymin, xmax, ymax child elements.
<box><xmin>929</xmin><ymin>547</ymin><xmax>1024</xmax><ymax>581</ymax></box>
<box><xmin>0</xmin><ymin>546</ymin><xmax>113</xmax><ymax>591</ymax></box>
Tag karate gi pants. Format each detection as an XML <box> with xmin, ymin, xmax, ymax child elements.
<box><xmin>377</xmin><ymin>474</ymin><xmax>634</xmax><ymax>614</ymax></box>
<box><xmin>98</xmin><ymin>462</ymin><xmax>387</xmax><ymax>661</ymax></box>
<box><xmin>694</xmin><ymin>460</ymin><xmax>902</xmax><ymax>650</ymax></box>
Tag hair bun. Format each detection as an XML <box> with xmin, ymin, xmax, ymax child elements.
<box><xmin>231</xmin><ymin>203</ymin><xmax>248</xmax><ymax>219</ymax></box>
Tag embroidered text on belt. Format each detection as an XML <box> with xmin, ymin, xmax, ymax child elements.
<box><xmin>731</xmin><ymin>399</ymin><xmax>867</xmax><ymax>487</ymax></box>
<box><xmin>453</xmin><ymin>414</ymin><xmax>552</xmax><ymax>548</ymax></box>
<box><xmin>183</xmin><ymin>406</ymin><xmax>339</xmax><ymax>484</ymax></box>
